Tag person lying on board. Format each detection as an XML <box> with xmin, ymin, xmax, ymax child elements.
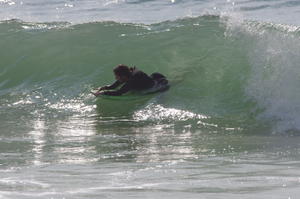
<box><xmin>92</xmin><ymin>64</ymin><xmax>168</xmax><ymax>96</ymax></box>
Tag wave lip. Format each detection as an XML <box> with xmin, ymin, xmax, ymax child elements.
<box><xmin>1</xmin><ymin>0</ymin><xmax>300</xmax><ymax>25</ymax></box>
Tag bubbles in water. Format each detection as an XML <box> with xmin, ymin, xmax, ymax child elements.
<box><xmin>133</xmin><ymin>103</ymin><xmax>208</xmax><ymax>122</ymax></box>
<box><xmin>242</xmin><ymin>22</ymin><xmax>300</xmax><ymax>132</ymax></box>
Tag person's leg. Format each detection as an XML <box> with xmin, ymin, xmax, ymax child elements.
<box><xmin>150</xmin><ymin>73</ymin><xmax>166</xmax><ymax>80</ymax></box>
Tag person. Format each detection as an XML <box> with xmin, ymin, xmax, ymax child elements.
<box><xmin>92</xmin><ymin>64</ymin><xmax>168</xmax><ymax>96</ymax></box>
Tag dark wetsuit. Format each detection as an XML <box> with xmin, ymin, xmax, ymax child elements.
<box><xmin>102</xmin><ymin>70</ymin><xmax>164</xmax><ymax>96</ymax></box>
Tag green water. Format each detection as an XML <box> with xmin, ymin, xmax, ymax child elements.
<box><xmin>1</xmin><ymin>16</ymin><xmax>300</xmax><ymax>198</ymax></box>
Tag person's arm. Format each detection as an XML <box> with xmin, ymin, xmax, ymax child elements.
<box><xmin>102</xmin><ymin>82</ymin><xmax>131</xmax><ymax>96</ymax></box>
<box><xmin>98</xmin><ymin>80</ymin><xmax>121</xmax><ymax>91</ymax></box>
<box><xmin>91</xmin><ymin>81</ymin><xmax>122</xmax><ymax>96</ymax></box>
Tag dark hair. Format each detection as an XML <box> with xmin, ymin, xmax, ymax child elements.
<box><xmin>113</xmin><ymin>64</ymin><xmax>133</xmax><ymax>77</ymax></box>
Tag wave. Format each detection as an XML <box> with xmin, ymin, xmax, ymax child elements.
<box><xmin>1</xmin><ymin>15</ymin><xmax>300</xmax><ymax>132</ymax></box>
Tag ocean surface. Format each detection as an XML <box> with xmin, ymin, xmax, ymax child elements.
<box><xmin>1</xmin><ymin>0</ymin><xmax>300</xmax><ymax>198</ymax></box>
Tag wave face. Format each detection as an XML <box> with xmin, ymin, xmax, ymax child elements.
<box><xmin>1</xmin><ymin>16</ymin><xmax>300</xmax><ymax>133</ymax></box>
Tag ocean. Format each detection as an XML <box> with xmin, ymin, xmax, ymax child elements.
<box><xmin>1</xmin><ymin>0</ymin><xmax>300</xmax><ymax>198</ymax></box>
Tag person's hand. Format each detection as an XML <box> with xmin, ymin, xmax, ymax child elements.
<box><xmin>97</xmin><ymin>86</ymin><xmax>108</xmax><ymax>91</ymax></box>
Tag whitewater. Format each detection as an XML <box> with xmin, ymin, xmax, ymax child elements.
<box><xmin>1</xmin><ymin>0</ymin><xmax>300</xmax><ymax>198</ymax></box>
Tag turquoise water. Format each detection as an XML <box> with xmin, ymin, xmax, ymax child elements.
<box><xmin>1</xmin><ymin>0</ymin><xmax>300</xmax><ymax>198</ymax></box>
